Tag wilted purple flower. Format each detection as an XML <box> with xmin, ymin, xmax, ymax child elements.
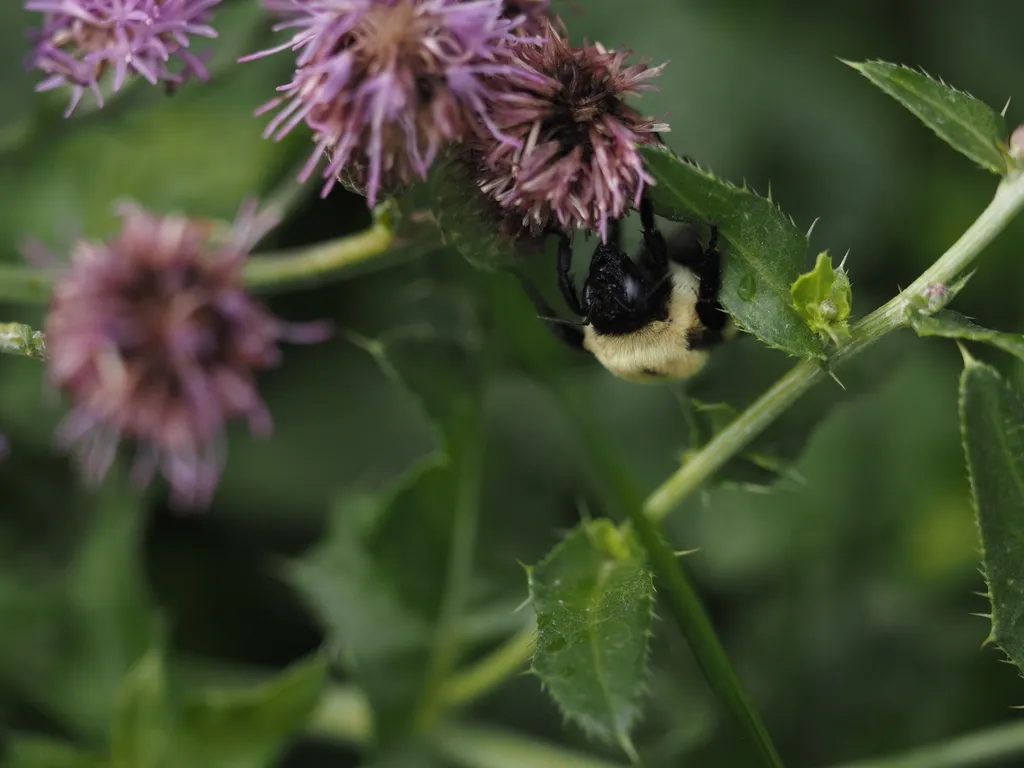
<box><xmin>26</xmin><ymin>0</ymin><xmax>221</xmax><ymax>116</ymax></box>
<box><xmin>43</xmin><ymin>202</ymin><xmax>330</xmax><ymax>508</ymax></box>
<box><xmin>472</xmin><ymin>19</ymin><xmax>668</xmax><ymax>240</ymax></box>
<box><xmin>244</xmin><ymin>0</ymin><xmax>529</xmax><ymax>206</ymax></box>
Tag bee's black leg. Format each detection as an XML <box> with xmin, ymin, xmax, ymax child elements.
<box><xmin>694</xmin><ymin>224</ymin><xmax>728</xmax><ymax>334</ymax></box>
<box><xmin>555</xmin><ymin>231</ymin><xmax>585</xmax><ymax>317</ymax></box>
<box><xmin>516</xmin><ymin>273</ymin><xmax>585</xmax><ymax>351</ymax></box>
<box><xmin>638</xmin><ymin>193</ymin><xmax>668</xmax><ymax>274</ymax></box>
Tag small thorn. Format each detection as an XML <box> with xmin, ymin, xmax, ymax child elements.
<box><xmin>674</xmin><ymin>548</ymin><xmax>701</xmax><ymax>558</ymax></box>
<box><xmin>513</xmin><ymin>595</ymin><xmax>532</xmax><ymax>613</ymax></box>
<box><xmin>829</xmin><ymin>369</ymin><xmax>846</xmax><ymax>390</ymax></box>
<box><xmin>839</xmin><ymin>249</ymin><xmax>851</xmax><ymax>271</ymax></box>
<box><xmin>806</xmin><ymin>217</ymin><xmax>820</xmax><ymax>239</ymax></box>
<box><xmin>1002</xmin><ymin>96</ymin><xmax>1012</xmax><ymax>118</ymax></box>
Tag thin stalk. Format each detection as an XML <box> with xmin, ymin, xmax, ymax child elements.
<box><xmin>645</xmin><ymin>168</ymin><xmax>1024</xmax><ymax>522</ymax></box>
<box><xmin>439</xmin><ymin>619</ymin><xmax>536</xmax><ymax>708</ymax></box>
<box><xmin>414</xmin><ymin>406</ymin><xmax>485</xmax><ymax>732</ymax></box>
<box><xmin>546</xmin><ymin>376</ymin><xmax>784</xmax><ymax>768</ymax></box>
<box><xmin>824</xmin><ymin>718</ymin><xmax>1024</xmax><ymax>768</ymax></box>
<box><xmin>435</xmin><ymin>723</ymin><xmax>626</xmax><ymax>768</ymax></box>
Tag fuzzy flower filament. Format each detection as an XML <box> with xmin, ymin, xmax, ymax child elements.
<box><xmin>473</xmin><ymin>20</ymin><xmax>668</xmax><ymax>240</ymax></box>
<box><xmin>25</xmin><ymin>0</ymin><xmax>221</xmax><ymax>115</ymax></box>
<box><xmin>245</xmin><ymin>0</ymin><xmax>528</xmax><ymax>206</ymax></box>
<box><xmin>44</xmin><ymin>202</ymin><xmax>330</xmax><ymax>508</ymax></box>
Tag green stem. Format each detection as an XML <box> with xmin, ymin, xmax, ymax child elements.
<box><xmin>0</xmin><ymin>322</ymin><xmax>46</xmax><ymax>359</ymax></box>
<box><xmin>0</xmin><ymin>204</ymin><xmax>440</xmax><ymax>306</ymax></box>
<box><xmin>546</xmin><ymin>376</ymin><xmax>784</xmax><ymax>768</ymax></box>
<box><xmin>435</xmin><ymin>723</ymin><xmax>626</xmax><ymax>768</ymax></box>
<box><xmin>824</xmin><ymin>719</ymin><xmax>1024</xmax><ymax>768</ymax></box>
<box><xmin>244</xmin><ymin>215</ymin><xmax>398</xmax><ymax>294</ymax></box>
<box><xmin>414</xmin><ymin>406</ymin><xmax>485</xmax><ymax>732</ymax></box>
<box><xmin>645</xmin><ymin>168</ymin><xmax>1024</xmax><ymax>522</ymax></box>
<box><xmin>439</xmin><ymin>619</ymin><xmax>536</xmax><ymax>708</ymax></box>
<box><xmin>306</xmin><ymin>687</ymin><xmax>627</xmax><ymax>768</ymax></box>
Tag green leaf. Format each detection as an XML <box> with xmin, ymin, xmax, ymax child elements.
<box><xmin>640</xmin><ymin>145</ymin><xmax>825</xmax><ymax>360</ymax></box>
<box><xmin>528</xmin><ymin>519</ymin><xmax>654</xmax><ymax>757</ymax></box>
<box><xmin>110</xmin><ymin>650</ymin><xmax>170</xmax><ymax>768</ymax></box>
<box><xmin>959</xmin><ymin>357</ymin><xmax>1024</xmax><ymax>672</ymax></box>
<box><xmin>174</xmin><ymin>654</ymin><xmax>327</xmax><ymax>768</ymax></box>
<box><xmin>290</xmin><ymin>336</ymin><xmax>485</xmax><ymax>743</ymax></box>
<box><xmin>791</xmin><ymin>252</ymin><xmax>852</xmax><ymax>344</ymax></box>
<box><xmin>425</xmin><ymin>151</ymin><xmax>542</xmax><ymax>272</ymax></box>
<box><xmin>0</xmin><ymin>476</ymin><xmax>161</xmax><ymax>741</ymax></box>
<box><xmin>3</xmin><ymin>737</ymin><xmax>107</xmax><ymax>768</ymax></box>
<box><xmin>911</xmin><ymin>310</ymin><xmax>1024</xmax><ymax>364</ymax></box>
<box><xmin>847</xmin><ymin>60</ymin><xmax>1009</xmax><ymax>175</ymax></box>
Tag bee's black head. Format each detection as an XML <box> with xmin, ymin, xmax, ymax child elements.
<box><xmin>582</xmin><ymin>242</ymin><xmax>670</xmax><ymax>336</ymax></box>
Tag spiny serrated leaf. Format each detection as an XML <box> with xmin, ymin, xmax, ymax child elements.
<box><xmin>528</xmin><ymin>519</ymin><xmax>654</xmax><ymax>756</ymax></box>
<box><xmin>174</xmin><ymin>653</ymin><xmax>327</xmax><ymax>768</ymax></box>
<box><xmin>791</xmin><ymin>252</ymin><xmax>852</xmax><ymax>344</ymax></box>
<box><xmin>2</xmin><ymin>737</ymin><xmax>107</xmax><ymax>768</ymax></box>
<box><xmin>426</xmin><ymin>151</ymin><xmax>538</xmax><ymax>272</ymax></box>
<box><xmin>959</xmin><ymin>358</ymin><xmax>1024</xmax><ymax>672</ymax></box>
<box><xmin>912</xmin><ymin>310</ymin><xmax>1024</xmax><ymax>364</ymax></box>
<box><xmin>110</xmin><ymin>650</ymin><xmax>170</xmax><ymax>768</ymax></box>
<box><xmin>640</xmin><ymin>145</ymin><xmax>825</xmax><ymax>360</ymax></box>
<box><xmin>847</xmin><ymin>61</ymin><xmax>1009</xmax><ymax>175</ymax></box>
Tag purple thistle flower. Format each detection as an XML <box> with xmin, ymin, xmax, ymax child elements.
<box><xmin>43</xmin><ymin>202</ymin><xmax>331</xmax><ymax>509</ymax></box>
<box><xmin>498</xmin><ymin>0</ymin><xmax>549</xmax><ymax>33</ymax></box>
<box><xmin>244</xmin><ymin>0</ymin><xmax>529</xmax><ymax>206</ymax></box>
<box><xmin>472</xmin><ymin>19</ymin><xmax>668</xmax><ymax>241</ymax></box>
<box><xmin>25</xmin><ymin>0</ymin><xmax>221</xmax><ymax>116</ymax></box>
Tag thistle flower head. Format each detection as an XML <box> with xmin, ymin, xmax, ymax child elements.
<box><xmin>246</xmin><ymin>0</ymin><xmax>527</xmax><ymax>206</ymax></box>
<box><xmin>44</xmin><ymin>202</ymin><xmax>330</xmax><ymax>508</ymax></box>
<box><xmin>499</xmin><ymin>0</ymin><xmax>549</xmax><ymax>32</ymax></box>
<box><xmin>25</xmin><ymin>0</ymin><xmax>221</xmax><ymax>116</ymax></box>
<box><xmin>473</xmin><ymin>20</ymin><xmax>668</xmax><ymax>240</ymax></box>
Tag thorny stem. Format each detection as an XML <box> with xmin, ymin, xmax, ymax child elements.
<box><xmin>0</xmin><ymin>322</ymin><xmax>46</xmax><ymax>360</ymax></box>
<box><xmin>645</xmin><ymin>168</ymin><xmax>1024</xmax><ymax>522</ymax></box>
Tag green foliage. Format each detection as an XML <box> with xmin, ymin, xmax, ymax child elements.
<box><xmin>959</xmin><ymin>356</ymin><xmax>1024</xmax><ymax>673</ymax></box>
<box><xmin>174</xmin><ymin>654</ymin><xmax>328</xmax><ymax>768</ymax></box>
<box><xmin>639</xmin><ymin>145</ymin><xmax>825</xmax><ymax>360</ymax></box>
<box><xmin>426</xmin><ymin>150</ymin><xmax>537</xmax><ymax>272</ymax></box>
<box><xmin>110</xmin><ymin>651</ymin><xmax>170</xmax><ymax>768</ymax></box>
<box><xmin>290</xmin><ymin>334</ymin><xmax>485</xmax><ymax>745</ymax></box>
<box><xmin>847</xmin><ymin>61</ymin><xmax>1010</xmax><ymax>175</ymax></box>
<box><xmin>2</xmin><ymin>739</ymin><xmax>107</xmax><ymax>768</ymax></box>
<box><xmin>0</xmin><ymin>479</ymin><xmax>161</xmax><ymax>740</ymax></box>
<box><xmin>911</xmin><ymin>309</ymin><xmax>1024</xmax><ymax>363</ymax></box>
<box><xmin>791</xmin><ymin>252</ymin><xmax>852</xmax><ymax>344</ymax></box>
<box><xmin>528</xmin><ymin>519</ymin><xmax>654</xmax><ymax>757</ymax></box>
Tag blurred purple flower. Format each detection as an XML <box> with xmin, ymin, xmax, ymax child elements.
<box><xmin>472</xmin><ymin>19</ymin><xmax>668</xmax><ymax>240</ymax></box>
<box><xmin>43</xmin><ymin>202</ymin><xmax>331</xmax><ymax>509</ymax></box>
<box><xmin>499</xmin><ymin>0</ymin><xmax>549</xmax><ymax>32</ymax></box>
<box><xmin>25</xmin><ymin>0</ymin><xmax>221</xmax><ymax>116</ymax></box>
<box><xmin>244</xmin><ymin>0</ymin><xmax>529</xmax><ymax>206</ymax></box>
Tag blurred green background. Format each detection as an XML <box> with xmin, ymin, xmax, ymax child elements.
<box><xmin>2</xmin><ymin>1</ymin><xmax>1024</xmax><ymax>766</ymax></box>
